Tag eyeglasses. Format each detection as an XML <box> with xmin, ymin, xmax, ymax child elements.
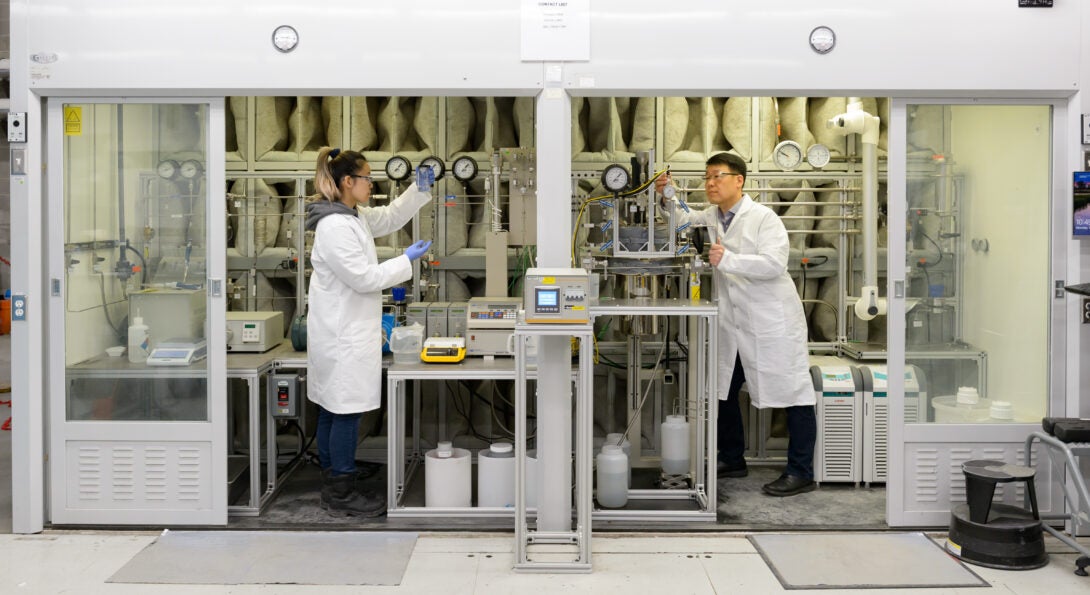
<box><xmin>349</xmin><ymin>174</ymin><xmax>373</xmax><ymax>183</ymax></box>
<box><xmin>703</xmin><ymin>172</ymin><xmax>741</xmax><ymax>183</ymax></box>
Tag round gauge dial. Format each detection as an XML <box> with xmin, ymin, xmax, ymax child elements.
<box><xmin>384</xmin><ymin>155</ymin><xmax>412</xmax><ymax>181</ymax></box>
<box><xmin>773</xmin><ymin>140</ymin><xmax>803</xmax><ymax>171</ymax></box>
<box><xmin>180</xmin><ymin>159</ymin><xmax>204</xmax><ymax>179</ymax></box>
<box><xmin>809</xmin><ymin>25</ymin><xmax>836</xmax><ymax>55</ymax></box>
<box><xmin>451</xmin><ymin>156</ymin><xmax>478</xmax><ymax>182</ymax></box>
<box><xmin>601</xmin><ymin>164</ymin><xmax>630</xmax><ymax>193</ymax></box>
<box><xmin>156</xmin><ymin>159</ymin><xmax>179</xmax><ymax>179</ymax></box>
<box><xmin>419</xmin><ymin>156</ymin><xmax>446</xmax><ymax>181</ymax></box>
<box><xmin>806</xmin><ymin>144</ymin><xmax>831</xmax><ymax>169</ymax></box>
<box><xmin>272</xmin><ymin>25</ymin><xmax>299</xmax><ymax>53</ymax></box>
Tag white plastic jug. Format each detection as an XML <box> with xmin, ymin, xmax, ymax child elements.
<box><xmin>389</xmin><ymin>323</ymin><xmax>424</xmax><ymax>364</ymax></box>
<box><xmin>604</xmin><ymin>432</ymin><xmax>631</xmax><ymax>486</ymax></box>
<box><xmin>596</xmin><ymin>444</ymin><xmax>628</xmax><ymax>508</ymax></box>
<box><xmin>661</xmin><ymin>415</ymin><xmax>690</xmax><ymax>475</ymax></box>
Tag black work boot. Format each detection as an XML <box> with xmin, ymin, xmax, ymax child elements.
<box><xmin>321</xmin><ymin>471</ymin><xmax>386</xmax><ymax>517</ymax></box>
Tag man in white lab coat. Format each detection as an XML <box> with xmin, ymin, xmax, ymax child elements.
<box><xmin>657</xmin><ymin>152</ymin><xmax>817</xmax><ymax>496</ymax></box>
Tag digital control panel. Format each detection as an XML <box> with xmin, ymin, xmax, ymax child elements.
<box><xmin>523</xmin><ymin>268</ymin><xmax>589</xmax><ymax>324</ymax></box>
<box><xmin>467</xmin><ymin>297</ymin><xmax>522</xmax><ymax>329</ymax></box>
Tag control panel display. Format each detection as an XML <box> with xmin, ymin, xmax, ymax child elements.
<box><xmin>523</xmin><ymin>268</ymin><xmax>590</xmax><ymax>324</ymax></box>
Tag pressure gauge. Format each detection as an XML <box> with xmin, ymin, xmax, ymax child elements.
<box><xmin>452</xmin><ymin>156</ymin><xmax>478</xmax><ymax>182</ymax></box>
<box><xmin>156</xmin><ymin>159</ymin><xmax>179</xmax><ymax>179</ymax></box>
<box><xmin>601</xmin><ymin>164</ymin><xmax>630</xmax><ymax>193</ymax></box>
<box><xmin>773</xmin><ymin>140</ymin><xmax>803</xmax><ymax>171</ymax></box>
<box><xmin>179</xmin><ymin>159</ymin><xmax>204</xmax><ymax>179</ymax></box>
<box><xmin>272</xmin><ymin>25</ymin><xmax>299</xmax><ymax>53</ymax></box>
<box><xmin>384</xmin><ymin>155</ymin><xmax>412</xmax><ymax>181</ymax></box>
<box><xmin>419</xmin><ymin>156</ymin><xmax>446</xmax><ymax>181</ymax></box>
<box><xmin>809</xmin><ymin>25</ymin><xmax>836</xmax><ymax>55</ymax></box>
<box><xmin>806</xmin><ymin>144</ymin><xmax>831</xmax><ymax>169</ymax></box>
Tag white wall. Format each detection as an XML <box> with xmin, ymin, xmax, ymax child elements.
<box><xmin>16</xmin><ymin>1</ymin><xmax>1081</xmax><ymax>98</ymax></box>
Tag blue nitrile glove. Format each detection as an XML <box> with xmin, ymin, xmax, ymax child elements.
<box><xmin>405</xmin><ymin>239</ymin><xmax>432</xmax><ymax>261</ymax></box>
<box><xmin>415</xmin><ymin>165</ymin><xmax>435</xmax><ymax>193</ymax></box>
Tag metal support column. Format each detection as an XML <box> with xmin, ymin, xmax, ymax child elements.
<box><xmin>514</xmin><ymin>322</ymin><xmax>593</xmax><ymax>573</ymax></box>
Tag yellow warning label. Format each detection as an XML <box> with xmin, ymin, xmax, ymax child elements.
<box><xmin>64</xmin><ymin>106</ymin><xmax>82</xmax><ymax>136</ymax></box>
<box><xmin>543</xmin><ymin>277</ymin><xmax>555</xmax><ymax>284</ymax></box>
<box><xmin>572</xmin><ymin>305</ymin><xmax>585</xmax><ymax>311</ymax></box>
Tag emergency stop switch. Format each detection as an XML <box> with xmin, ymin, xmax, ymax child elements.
<box><xmin>268</xmin><ymin>373</ymin><xmax>302</xmax><ymax>418</ymax></box>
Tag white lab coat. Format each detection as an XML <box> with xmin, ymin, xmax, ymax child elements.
<box><xmin>670</xmin><ymin>194</ymin><xmax>813</xmax><ymax>408</ymax></box>
<box><xmin>307</xmin><ymin>185</ymin><xmax>431</xmax><ymax>414</ymax></box>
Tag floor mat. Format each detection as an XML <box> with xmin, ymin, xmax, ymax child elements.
<box><xmin>748</xmin><ymin>532</ymin><xmax>988</xmax><ymax>590</ymax></box>
<box><xmin>108</xmin><ymin>530</ymin><xmax>417</xmax><ymax>586</ymax></box>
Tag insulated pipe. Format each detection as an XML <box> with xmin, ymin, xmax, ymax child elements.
<box><xmin>827</xmin><ymin>98</ymin><xmax>884</xmax><ymax>320</ymax></box>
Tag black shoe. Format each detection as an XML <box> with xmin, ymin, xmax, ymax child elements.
<box><xmin>716</xmin><ymin>460</ymin><xmax>749</xmax><ymax>479</ymax></box>
<box><xmin>762</xmin><ymin>474</ymin><xmax>815</xmax><ymax>497</ymax></box>
<box><xmin>321</xmin><ymin>472</ymin><xmax>386</xmax><ymax>517</ymax></box>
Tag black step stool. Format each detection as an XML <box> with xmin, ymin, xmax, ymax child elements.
<box><xmin>945</xmin><ymin>459</ymin><xmax>1048</xmax><ymax>570</ymax></box>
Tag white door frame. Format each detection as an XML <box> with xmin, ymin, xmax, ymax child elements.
<box><xmin>45</xmin><ymin>97</ymin><xmax>227</xmax><ymax>525</ymax></box>
<box><xmin>886</xmin><ymin>97</ymin><xmax>1072</xmax><ymax>527</ymax></box>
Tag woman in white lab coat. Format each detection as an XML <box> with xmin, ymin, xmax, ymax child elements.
<box><xmin>657</xmin><ymin>153</ymin><xmax>817</xmax><ymax>497</ymax></box>
<box><xmin>305</xmin><ymin>147</ymin><xmax>432</xmax><ymax>515</ymax></box>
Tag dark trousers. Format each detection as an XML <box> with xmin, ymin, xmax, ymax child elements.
<box><xmin>317</xmin><ymin>406</ymin><xmax>363</xmax><ymax>477</ymax></box>
<box><xmin>718</xmin><ymin>355</ymin><xmax>817</xmax><ymax>480</ymax></box>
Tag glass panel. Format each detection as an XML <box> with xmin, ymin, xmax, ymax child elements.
<box><xmin>905</xmin><ymin>104</ymin><xmax>1050</xmax><ymax>424</ymax></box>
<box><xmin>64</xmin><ymin>103</ymin><xmax>209</xmax><ymax>422</ymax></box>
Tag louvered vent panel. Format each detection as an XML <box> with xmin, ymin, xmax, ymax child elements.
<box><xmin>111</xmin><ymin>447</ymin><xmax>136</xmax><ymax>501</ymax></box>
<box><xmin>873</xmin><ymin>402</ymin><xmax>888</xmax><ymax>481</ymax></box>
<box><xmin>177</xmin><ymin>448</ymin><xmax>203</xmax><ymax>502</ymax></box>
<box><xmin>913</xmin><ymin>448</ymin><xmax>939</xmax><ymax>503</ymax></box>
<box><xmin>77</xmin><ymin>446</ymin><xmax>102</xmax><ymax>502</ymax></box>
<box><xmin>145</xmin><ymin>447</ymin><xmax>168</xmax><ymax>501</ymax></box>
<box><xmin>822</xmin><ymin>402</ymin><xmax>856</xmax><ymax>480</ymax></box>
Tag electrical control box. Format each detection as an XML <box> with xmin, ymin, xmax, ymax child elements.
<box><xmin>406</xmin><ymin>302</ymin><xmax>430</xmax><ymax>335</ymax></box>
<box><xmin>427</xmin><ymin>302</ymin><xmax>450</xmax><ymax>337</ymax></box>
<box><xmin>522</xmin><ymin>268</ymin><xmax>589</xmax><ymax>324</ymax></box>
<box><xmin>466</xmin><ymin>297</ymin><xmax>522</xmax><ymax>356</ymax></box>
<box><xmin>226</xmin><ymin>311</ymin><xmax>284</xmax><ymax>352</ymax></box>
<box><xmin>269</xmin><ymin>373</ymin><xmax>303</xmax><ymax>418</ymax></box>
<box><xmin>447</xmin><ymin>302</ymin><xmax>468</xmax><ymax>337</ymax></box>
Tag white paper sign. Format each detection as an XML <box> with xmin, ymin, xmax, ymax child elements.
<box><xmin>521</xmin><ymin>0</ymin><xmax>590</xmax><ymax>61</ymax></box>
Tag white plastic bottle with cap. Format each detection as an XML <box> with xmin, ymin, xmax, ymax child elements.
<box><xmin>661</xmin><ymin>415</ymin><xmax>690</xmax><ymax>475</ymax></box>
<box><xmin>596</xmin><ymin>444</ymin><xmax>628</xmax><ymax>508</ymax></box>
<box><xmin>127</xmin><ymin>310</ymin><xmax>150</xmax><ymax>363</ymax></box>
<box><xmin>604</xmin><ymin>432</ymin><xmax>631</xmax><ymax>486</ymax></box>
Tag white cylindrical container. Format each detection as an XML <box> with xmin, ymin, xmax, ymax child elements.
<box><xmin>931</xmin><ymin>395</ymin><xmax>990</xmax><ymax>423</ymax></box>
<box><xmin>989</xmin><ymin>400</ymin><xmax>1015</xmax><ymax>422</ymax></box>
<box><xmin>956</xmin><ymin>386</ymin><xmax>980</xmax><ymax>405</ymax></box>
<box><xmin>661</xmin><ymin>415</ymin><xmax>690</xmax><ymax>475</ymax></box>
<box><xmin>596</xmin><ymin>444</ymin><xmax>628</xmax><ymax>508</ymax></box>
<box><xmin>128</xmin><ymin>313</ymin><xmax>150</xmax><ymax>363</ymax></box>
<box><xmin>477</xmin><ymin>442</ymin><xmax>515</xmax><ymax>508</ymax></box>
<box><xmin>425</xmin><ymin>441</ymin><xmax>471</xmax><ymax>508</ymax></box>
<box><xmin>605</xmin><ymin>433</ymin><xmax>632</xmax><ymax>485</ymax></box>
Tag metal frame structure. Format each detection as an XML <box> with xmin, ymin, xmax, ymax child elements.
<box><xmin>514</xmin><ymin>322</ymin><xmax>593</xmax><ymax>573</ymax></box>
